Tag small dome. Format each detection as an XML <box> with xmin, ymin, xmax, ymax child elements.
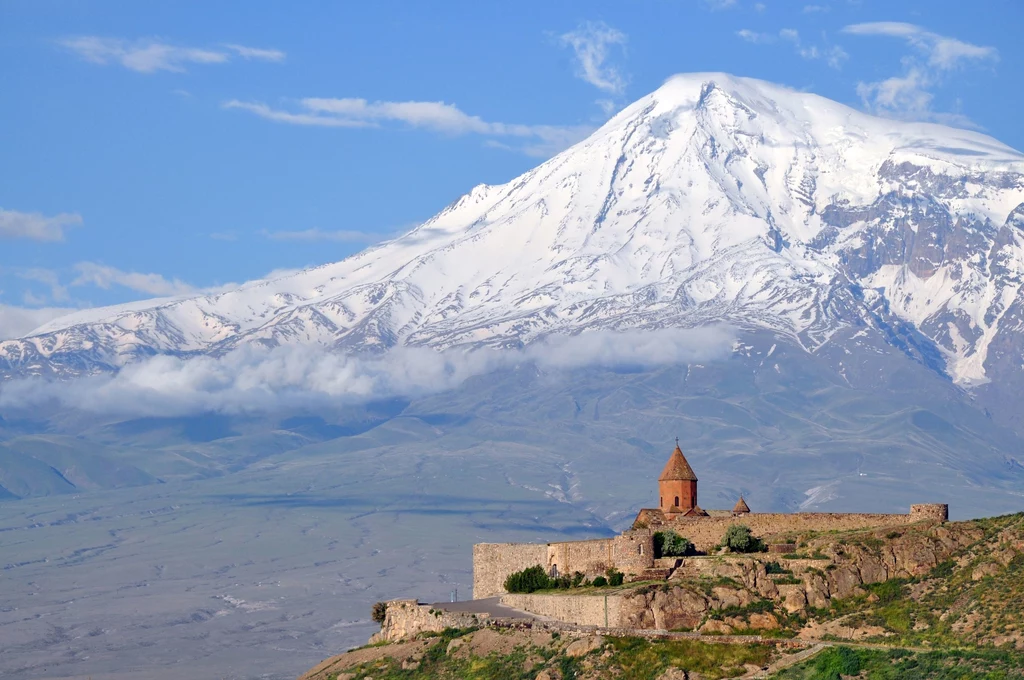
<box><xmin>733</xmin><ymin>496</ymin><xmax>751</xmax><ymax>514</ymax></box>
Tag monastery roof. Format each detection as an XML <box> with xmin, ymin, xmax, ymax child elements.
<box><xmin>659</xmin><ymin>443</ymin><xmax>697</xmax><ymax>482</ymax></box>
<box><xmin>733</xmin><ymin>496</ymin><xmax>751</xmax><ymax>513</ymax></box>
<box><xmin>682</xmin><ymin>505</ymin><xmax>708</xmax><ymax>517</ymax></box>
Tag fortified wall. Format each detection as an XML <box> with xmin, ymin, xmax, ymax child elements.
<box><xmin>472</xmin><ymin>441</ymin><xmax>948</xmax><ymax>600</ymax></box>
<box><xmin>474</xmin><ymin>531</ymin><xmax>653</xmax><ymax>599</ymax></box>
<box><xmin>646</xmin><ymin>504</ymin><xmax>950</xmax><ymax>552</ymax></box>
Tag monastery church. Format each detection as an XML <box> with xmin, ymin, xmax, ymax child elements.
<box><xmin>473</xmin><ymin>441</ymin><xmax>949</xmax><ymax>599</ymax></box>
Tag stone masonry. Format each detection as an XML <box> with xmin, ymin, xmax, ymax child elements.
<box><xmin>472</xmin><ymin>441</ymin><xmax>949</xmax><ymax>599</ymax></box>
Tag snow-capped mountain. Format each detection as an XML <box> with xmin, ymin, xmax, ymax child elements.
<box><xmin>3</xmin><ymin>73</ymin><xmax>1024</xmax><ymax>391</ymax></box>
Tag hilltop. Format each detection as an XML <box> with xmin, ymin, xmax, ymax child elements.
<box><xmin>302</xmin><ymin>513</ymin><xmax>1024</xmax><ymax>679</ymax></box>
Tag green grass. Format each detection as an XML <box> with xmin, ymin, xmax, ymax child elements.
<box><xmin>325</xmin><ymin>629</ymin><xmax>774</xmax><ymax>680</ymax></box>
<box><xmin>607</xmin><ymin>636</ymin><xmax>773</xmax><ymax>680</ymax></box>
<box><xmin>770</xmin><ymin>645</ymin><xmax>1024</xmax><ymax>679</ymax></box>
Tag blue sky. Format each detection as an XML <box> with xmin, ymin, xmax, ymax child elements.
<box><xmin>1</xmin><ymin>0</ymin><xmax>1020</xmax><ymax>338</ymax></box>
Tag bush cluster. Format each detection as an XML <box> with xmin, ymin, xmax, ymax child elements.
<box><xmin>503</xmin><ymin>566</ymin><xmax>625</xmax><ymax>593</ymax></box>
<box><xmin>504</xmin><ymin>565</ymin><xmax>553</xmax><ymax>593</ymax></box>
<box><xmin>721</xmin><ymin>524</ymin><xmax>766</xmax><ymax>553</ymax></box>
<box><xmin>653</xmin><ymin>530</ymin><xmax>694</xmax><ymax>557</ymax></box>
<box><xmin>371</xmin><ymin>601</ymin><xmax>388</xmax><ymax>624</ymax></box>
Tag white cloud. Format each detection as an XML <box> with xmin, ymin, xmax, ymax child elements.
<box><xmin>17</xmin><ymin>268</ymin><xmax>70</xmax><ymax>302</ymax></box>
<box><xmin>0</xmin><ymin>304</ymin><xmax>76</xmax><ymax>340</ymax></box>
<box><xmin>0</xmin><ymin>326</ymin><xmax>735</xmax><ymax>417</ymax></box>
<box><xmin>559</xmin><ymin>21</ymin><xmax>628</xmax><ymax>95</ymax></box>
<box><xmin>71</xmin><ymin>262</ymin><xmax>195</xmax><ymax>296</ymax></box>
<box><xmin>59</xmin><ymin>36</ymin><xmax>285</xmax><ymax>73</ymax></box>
<box><xmin>736</xmin><ymin>29</ymin><xmax>847</xmax><ymax>69</ymax></box>
<box><xmin>704</xmin><ymin>0</ymin><xmax>737</xmax><ymax>9</ymax></box>
<box><xmin>843</xmin><ymin>22</ymin><xmax>996</xmax><ymax>69</ymax></box>
<box><xmin>222</xmin><ymin>44</ymin><xmax>286</xmax><ymax>62</ymax></box>
<box><xmin>737</xmin><ymin>29</ymin><xmax>774</xmax><ymax>44</ymax></box>
<box><xmin>0</xmin><ymin>208</ymin><xmax>82</xmax><ymax>241</ymax></box>
<box><xmin>842</xmin><ymin>23</ymin><xmax>997</xmax><ymax>122</ymax></box>
<box><xmin>224</xmin><ymin>98</ymin><xmax>593</xmax><ymax>158</ymax></box>
<box><xmin>263</xmin><ymin>228</ymin><xmax>386</xmax><ymax>244</ymax></box>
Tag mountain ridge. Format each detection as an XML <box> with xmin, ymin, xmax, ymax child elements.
<box><xmin>3</xmin><ymin>73</ymin><xmax>1024</xmax><ymax>411</ymax></box>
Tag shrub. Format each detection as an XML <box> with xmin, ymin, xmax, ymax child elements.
<box><xmin>571</xmin><ymin>571</ymin><xmax>586</xmax><ymax>588</ymax></box>
<box><xmin>812</xmin><ymin>646</ymin><xmax>862</xmax><ymax>679</ymax></box>
<box><xmin>654</xmin><ymin>530</ymin><xmax>694</xmax><ymax>558</ymax></box>
<box><xmin>504</xmin><ymin>565</ymin><xmax>553</xmax><ymax>593</ymax></box>
<box><xmin>592</xmin><ymin>576</ymin><xmax>608</xmax><ymax>587</ymax></box>
<box><xmin>866</xmin><ymin>578</ymin><xmax>907</xmax><ymax>604</ymax></box>
<box><xmin>765</xmin><ymin>561</ymin><xmax>791</xmax><ymax>575</ymax></box>
<box><xmin>722</xmin><ymin>524</ymin><xmax>765</xmax><ymax>553</ymax></box>
<box><xmin>371</xmin><ymin>601</ymin><xmax>388</xmax><ymax>624</ymax></box>
<box><xmin>607</xmin><ymin>568</ymin><xmax>625</xmax><ymax>587</ymax></box>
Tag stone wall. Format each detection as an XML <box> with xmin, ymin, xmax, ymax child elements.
<box><xmin>475</xmin><ymin>508</ymin><xmax>947</xmax><ymax>598</ymax></box>
<box><xmin>369</xmin><ymin>600</ymin><xmax>483</xmax><ymax>643</ymax></box>
<box><xmin>474</xmin><ymin>535</ymin><xmax>656</xmax><ymax>599</ymax></box>
<box><xmin>473</xmin><ymin>543</ymin><xmax>547</xmax><ymax>599</ymax></box>
<box><xmin>911</xmin><ymin>504</ymin><xmax>949</xmax><ymax>522</ymax></box>
<box><xmin>662</xmin><ymin>511</ymin><xmax>929</xmax><ymax>551</ymax></box>
<box><xmin>547</xmin><ymin>538</ymin><xmax>614</xmax><ymax>578</ymax></box>
<box><xmin>500</xmin><ymin>593</ymin><xmax>625</xmax><ymax>628</ymax></box>
<box><xmin>611</xmin><ymin>530</ymin><xmax>656</xmax><ymax>574</ymax></box>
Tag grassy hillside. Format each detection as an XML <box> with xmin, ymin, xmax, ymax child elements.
<box><xmin>303</xmin><ymin>514</ymin><xmax>1024</xmax><ymax>679</ymax></box>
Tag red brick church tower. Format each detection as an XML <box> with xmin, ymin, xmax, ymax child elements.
<box><xmin>659</xmin><ymin>438</ymin><xmax>698</xmax><ymax>516</ymax></box>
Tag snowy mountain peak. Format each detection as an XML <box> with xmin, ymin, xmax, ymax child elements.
<box><xmin>3</xmin><ymin>73</ymin><xmax>1024</xmax><ymax>392</ymax></box>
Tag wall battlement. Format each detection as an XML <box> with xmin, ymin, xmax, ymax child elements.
<box><xmin>473</xmin><ymin>506</ymin><xmax>946</xmax><ymax>599</ymax></box>
<box><xmin>471</xmin><ymin>441</ymin><xmax>947</xmax><ymax>600</ymax></box>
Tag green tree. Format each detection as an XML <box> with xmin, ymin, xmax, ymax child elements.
<box><xmin>722</xmin><ymin>524</ymin><xmax>765</xmax><ymax>553</ymax></box>
<box><xmin>371</xmin><ymin>601</ymin><xmax>388</xmax><ymax>624</ymax></box>
<box><xmin>504</xmin><ymin>565</ymin><xmax>553</xmax><ymax>593</ymax></box>
<box><xmin>654</xmin><ymin>530</ymin><xmax>694</xmax><ymax>557</ymax></box>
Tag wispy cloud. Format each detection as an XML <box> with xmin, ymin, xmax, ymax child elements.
<box><xmin>558</xmin><ymin>21</ymin><xmax>628</xmax><ymax>96</ymax></box>
<box><xmin>222</xmin><ymin>44</ymin><xmax>286</xmax><ymax>62</ymax></box>
<box><xmin>704</xmin><ymin>0</ymin><xmax>738</xmax><ymax>9</ymax></box>
<box><xmin>0</xmin><ymin>208</ymin><xmax>82</xmax><ymax>242</ymax></box>
<box><xmin>736</xmin><ymin>28</ymin><xmax>847</xmax><ymax>69</ymax></box>
<box><xmin>262</xmin><ymin>228</ymin><xmax>387</xmax><ymax>244</ymax></box>
<box><xmin>0</xmin><ymin>304</ymin><xmax>76</xmax><ymax>341</ymax></box>
<box><xmin>59</xmin><ymin>36</ymin><xmax>285</xmax><ymax>73</ymax></box>
<box><xmin>17</xmin><ymin>268</ymin><xmax>70</xmax><ymax>302</ymax></box>
<box><xmin>842</xmin><ymin>22</ymin><xmax>997</xmax><ymax>123</ymax></box>
<box><xmin>71</xmin><ymin>262</ymin><xmax>195</xmax><ymax>296</ymax></box>
<box><xmin>0</xmin><ymin>326</ymin><xmax>736</xmax><ymax>416</ymax></box>
<box><xmin>224</xmin><ymin>98</ymin><xmax>592</xmax><ymax>158</ymax></box>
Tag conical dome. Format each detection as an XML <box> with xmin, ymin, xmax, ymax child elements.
<box><xmin>733</xmin><ymin>496</ymin><xmax>751</xmax><ymax>514</ymax></box>
<box><xmin>659</xmin><ymin>443</ymin><xmax>697</xmax><ymax>482</ymax></box>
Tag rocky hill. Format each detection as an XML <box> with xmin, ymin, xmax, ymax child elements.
<box><xmin>301</xmin><ymin>513</ymin><xmax>1024</xmax><ymax>679</ymax></box>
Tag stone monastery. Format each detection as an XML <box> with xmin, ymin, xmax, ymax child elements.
<box><xmin>473</xmin><ymin>441</ymin><xmax>948</xmax><ymax>599</ymax></box>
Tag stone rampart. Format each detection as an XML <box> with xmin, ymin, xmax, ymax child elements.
<box><xmin>369</xmin><ymin>600</ymin><xmax>483</xmax><ymax>643</ymax></box>
<box><xmin>473</xmin><ymin>543</ymin><xmax>547</xmax><ymax>599</ymax></box>
<box><xmin>662</xmin><ymin>511</ymin><xmax>931</xmax><ymax>551</ymax></box>
<box><xmin>500</xmin><ymin>593</ymin><xmax>625</xmax><ymax>628</ymax></box>
<box><xmin>547</xmin><ymin>538</ymin><xmax>614</xmax><ymax>578</ymax></box>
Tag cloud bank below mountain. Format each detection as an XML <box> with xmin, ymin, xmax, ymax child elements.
<box><xmin>0</xmin><ymin>326</ymin><xmax>734</xmax><ymax>417</ymax></box>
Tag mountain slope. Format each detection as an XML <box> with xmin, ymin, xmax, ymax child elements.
<box><xmin>3</xmin><ymin>73</ymin><xmax>1024</xmax><ymax>407</ymax></box>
